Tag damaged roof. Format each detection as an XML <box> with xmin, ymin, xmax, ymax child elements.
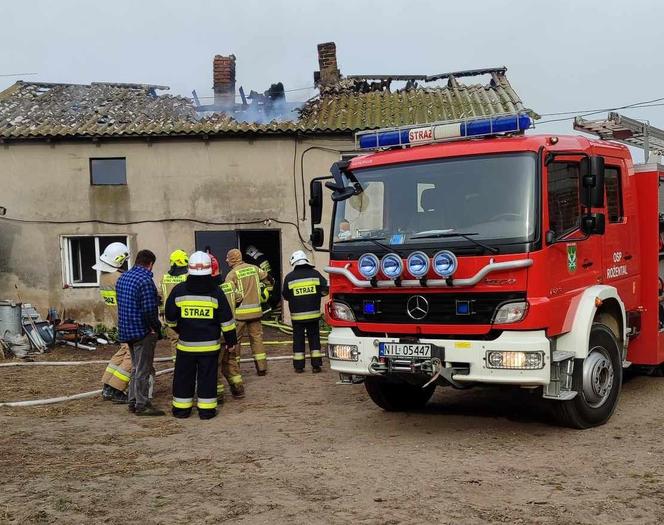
<box><xmin>0</xmin><ymin>70</ymin><xmax>533</xmax><ymax>139</ymax></box>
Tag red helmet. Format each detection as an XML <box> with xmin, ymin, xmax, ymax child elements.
<box><xmin>210</xmin><ymin>255</ymin><xmax>220</xmax><ymax>277</ymax></box>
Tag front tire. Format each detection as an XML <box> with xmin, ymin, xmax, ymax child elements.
<box><xmin>364</xmin><ymin>376</ymin><xmax>435</xmax><ymax>411</ymax></box>
<box><xmin>552</xmin><ymin>323</ymin><xmax>622</xmax><ymax>429</ymax></box>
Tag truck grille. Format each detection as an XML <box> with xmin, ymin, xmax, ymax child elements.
<box><xmin>335</xmin><ymin>292</ymin><xmax>526</xmax><ymax>325</ymax></box>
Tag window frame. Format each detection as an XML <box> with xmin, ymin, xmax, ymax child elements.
<box><xmin>547</xmin><ymin>160</ymin><xmax>583</xmax><ymax>239</ymax></box>
<box><xmin>61</xmin><ymin>235</ymin><xmax>131</xmax><ymax>288</ymax></box>
<box><xmin>89</xmin><ymin>157</ymin><xmax>127</xmax><ymax>186</ymax></box>
<box><xmin>604</xmin><ymin>165</ymin><xmax>624</xmax><ymax>224</ymax></box>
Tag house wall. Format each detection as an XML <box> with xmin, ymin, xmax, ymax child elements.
<box><xmin>0</xmin><ymin>135</ymin><xmax>352</xmax><ymax>324</ymax></box>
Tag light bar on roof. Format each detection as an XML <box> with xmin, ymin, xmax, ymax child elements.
<box><xmin>356</xmin><ymin>113</ymin><xmax>533</xmax><ymax>151</ymax></box>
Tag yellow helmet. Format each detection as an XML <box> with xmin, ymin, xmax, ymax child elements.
<box><xmin>169</xmin><ymin>249</ymin><xmax>189</xmax><ymax>268</ymax></box>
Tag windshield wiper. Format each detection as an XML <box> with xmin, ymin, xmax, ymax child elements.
<box><xmin>411</xmin><ymin>231</ymin><xmax>499</xmax><ymax>254</ymax></box>
<box><xmin>336</xmin><ymin>237</ymin><xmax>394</xmax><ymax>252</ymax></box>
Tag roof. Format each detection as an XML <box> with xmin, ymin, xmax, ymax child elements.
<box><xmin>0</xmin><ymin>69</ymin><xmax>533</xmax><ymax>140</ymax></box>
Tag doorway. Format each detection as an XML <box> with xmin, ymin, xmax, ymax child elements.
<box><xmin>194</xmin><ymin>229</ymin><xmax>282</xmax><ymax>303</ymax></box>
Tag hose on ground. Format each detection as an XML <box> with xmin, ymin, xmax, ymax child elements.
<box><xmin>0</xmin><ymin>354</ymin><xmax>323</xmax><ymax>407</ymax></box>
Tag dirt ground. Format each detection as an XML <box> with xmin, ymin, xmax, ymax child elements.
<box><xmin>2</xmin><ymin>331</ymin><xmax>664</xmax><ymax>524</ymax></box>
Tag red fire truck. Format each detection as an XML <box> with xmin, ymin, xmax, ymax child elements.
<box><xmin>308</xmin><ymin>111</ymin><xmax>664</xmax><ymax>428</ymax></box>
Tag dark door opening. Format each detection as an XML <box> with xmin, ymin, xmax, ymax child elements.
<box><xmin>194</xmin><ymin>229</ymin><xmax>283</xmax><ymax>306</ymax></box>
<box><xmin>237</xmin><ymin>230</ymin><xmax>282</xmax><ymax>306</ymax></box>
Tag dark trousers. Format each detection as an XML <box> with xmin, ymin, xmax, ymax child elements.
<box><xmin>292</xmin><ymin>320</ymin><xmax>322</xmax><ymax>370</ymax></box>
<box><xmin>172</xmin><ymin>350</ymin><xmax>219</xmax><ymax>418</ymax></box>
<box><xmin>128</xmin><ymin>333</ymin><xmax>157</xmax><ymax>410</ymax></box>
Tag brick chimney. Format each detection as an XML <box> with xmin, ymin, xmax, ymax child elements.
<box><xmin>315</xmin><ymin>42</ymin><xmax>341</xmax><ymax>87</ymax></box>
<box><xmin>213</xmin><ymin>54</ymin><xmax>236</xmax><ymax>108</ymax></box>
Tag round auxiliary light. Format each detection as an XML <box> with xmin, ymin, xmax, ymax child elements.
<box><xmin>358</xmin><ymin>253</ymin><xmax>380</xmax><ymax>279</ymax></box>
<box><xmin>432</xmin><ymin>250</ymin><xmax>458</xmax><ymax>278</ymax></box>
<box><xmin>406</xmin><ymin>251</ymin><xmax>430</xmax><ymax>278</ymax></box>
<box><xmin>381</xmin><ymin>253</ymin><xmax>403</xmax><ymax>280</ymax></box>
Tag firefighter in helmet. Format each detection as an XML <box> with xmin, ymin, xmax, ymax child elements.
<box><xmin>282</xmin><ymin>250</ymin><xmax>329</xmax><ymax>373</ymax></box>
<box><xmin>161</xmin><ymin>249</ymin><xmax>189</xmax><ymax>354</ymax></box>
<box><xmin>165</xmin><ymin>251</ymin><xmax>237</xmax><ymax>420</ymax></box>
<box><xmin>95</xmin><ymin>242</ymin><xmax>132</xmax><ymax>402</ymax></box>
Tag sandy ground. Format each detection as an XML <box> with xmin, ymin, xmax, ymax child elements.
<box><xmin>2</xmin><ymin>334</ymin><xmax>664</xmax><ymax>524</ymax></box>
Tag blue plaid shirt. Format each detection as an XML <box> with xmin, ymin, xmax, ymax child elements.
<box><xmin>116</xmin><ymin>265</ymin><xmax>160</xmax><ymax>342</ymax></box>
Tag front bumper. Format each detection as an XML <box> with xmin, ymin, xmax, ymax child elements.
<box><xmin>328</xmin><ymin>328</ymin><xmax>551</xmax><ymax>386</ymax></box>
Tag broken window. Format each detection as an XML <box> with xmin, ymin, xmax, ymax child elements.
<box><xmin>62</xmin><ymin>235</ymin><xmax>129</xmax><ymax>287</ymax></box>
<box><xmin>90</xmin><ymin>158</ymin><xmax>127</xmax><ymax>185</ymax></box>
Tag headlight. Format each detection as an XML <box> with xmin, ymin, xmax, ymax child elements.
<box><xmin>493</xmin><ymin>301</ymin><xmax>529</xmax><ymax>324</ymax></box>
<box><xmin>406</xmin><ymin>251</ymin><xmax>430</xmax><ymax>278</ymax></box>
<box><xmin>358</xmin><ymin>253</ymin><xmax>380</xmax><ymax>279</ymax></box>
<box><xmin>486</xmin><ymin>351</ymin><xmax>544</xmax><ymax>370</ymax></box>
<box><xmin>381</xmin><ymin>253</ymin><xmax>403</xmax><ymax>279</ymax></box>
<box><xmin>432</xmin><ymin>250</ymin><xmax>458</xmax><ymax>278</ymax></box>
<box><xmin>328</xmin><ymin>344</ymin><xmax>359</xmax><ymax>361</ymax></box>
<box><xmin>328</xmin><ymin>301</ymin><xmax>355</xmax><ymax>322</ymax></box>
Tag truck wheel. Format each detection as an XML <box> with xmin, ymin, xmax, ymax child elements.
<box><xmin>552</xmin><ymin>323</ymin><xmax>622</xmax><ymax>429</ymax></box>
<box><xmin>364</xmin><ymin>377</ymin><xmax>435</xmax><ymax>411</ymax></box>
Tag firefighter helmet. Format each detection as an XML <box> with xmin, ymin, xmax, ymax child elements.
<box><xmin>246</xmin><ymin>245</ymin><xmax>263</xmax><ymax>259</ymax></box>
<box><xmin>188</xmin><ymin>251</ymin><xmax>212</xmax><ymax>276</ymax></box>
<box><xmin>169</xmin><ymin>249</ymin><xmax>189</xmax><ymax>268</ymax></box>
<box><xmin>93</xmin><ymin>242</ymin><xmax>129</xmax><ymax>273</ymax></box>
<box><xmin>289</xmin><ymin>250</ymin><xmax>311</xmax><ymax>267</ymax></box>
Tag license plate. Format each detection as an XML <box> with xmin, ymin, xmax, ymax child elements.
<box><xmin>379</xmin><ymin>343</ymin><xmax>432</xmax><ymax>358</ymax></box>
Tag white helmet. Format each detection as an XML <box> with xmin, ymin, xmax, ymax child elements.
<box><xmin>188</xmin><ymin>251</ymin><xmax>212</xmax><ymax>276</ymax></box>
<box><xmin>290</xmin><ymin>250</ymin><xmax>311</xmax><ymax>267</ymax></box>
<box><xmin>93</xmin><ymin>242</ymin><xmax>129</xmax><ymax>273</ymax></box>
<box><xmin>246</xmin><ymin>245</ymin><xmax>263</xmax><ymax>259</ymax></box>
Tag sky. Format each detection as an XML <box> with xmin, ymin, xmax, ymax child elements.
<box><xmin>2</xmin><ymin>0</ymin><xmax>663</xmax><ymax>160</ymax></box>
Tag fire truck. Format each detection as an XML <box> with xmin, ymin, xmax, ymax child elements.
<box><xmin>308</xmin><ymin>111</ymin><xmax>664</xmax><ymax>428</ymax></box>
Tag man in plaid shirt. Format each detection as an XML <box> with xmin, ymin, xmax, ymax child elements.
<box><xmin>116</xmin><ymin>249</ymin><xmax>164</xmax><ymax>416</ymax></box>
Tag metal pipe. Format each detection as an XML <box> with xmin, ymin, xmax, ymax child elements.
<box><xmin>325</xmin><ymin>259</ymin><xmax>533</xmax><ymax>288</ymax></box>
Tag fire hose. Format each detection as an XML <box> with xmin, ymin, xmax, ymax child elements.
<box><xmin>0</xmin><ymin>354</ymin><xmax>325</xmax><ymax>407</ymax></box>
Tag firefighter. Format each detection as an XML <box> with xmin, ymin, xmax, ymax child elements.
<box><xmin>282</xmin><ymin>250</ymin><xmax>328</xmax><ymax>373</ymax></box>
<box><xmin>94</xmin><ymin>242</ymin><xmax>133</xmax><ymax>402</ymax></box>
<box><xmin>161</xmin><ymin>249</ymin><xmax>189</xmax><ymax>354</ymax></box>
<box><xmin>165</xmin><ymin>251</ymin><xmax>237</xmax><ymax>420</ymax></box>
<box><xmin>225</xmin><ymin>248</ymin><xmax>272</xmax><ymax>376</ymax></box>
<box><xmin>246</xmin><ymin>245</ymin><xmax>274</xmax><ymax>314</ymax></box>
<box><xmin>210</xmin><ymin>255</ymin><xmax>245</xmax><ymax>401</ymax></box>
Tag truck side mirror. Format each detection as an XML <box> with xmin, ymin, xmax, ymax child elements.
<box><xmin>581</xmin><ymin>212</ymin><xmax>605</xmax><ymax>235</ymax></box>
<box><xmin>310</xmin><ymin>227</ymin><xmax>325</xmax><ymax>247</ymax></box>
<box><xmin>309</xmin><ymin>181</ymin><xmax>323</xmax><ymax>225</ymax></box>
<box><xmin>580</xmin><ymin>156</ymin><xmax>605</xmax><ymax>208</ymax></box>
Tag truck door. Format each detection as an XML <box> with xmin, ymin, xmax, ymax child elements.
<box><xmin>600</xmin><ymin>159</ymin><xmax>638</xmax><ymax>306</ymax></box>
<box><xmin>546</xmin><ymin>159</ymin><xmax>603</xmax><ymax>296</ymax></box>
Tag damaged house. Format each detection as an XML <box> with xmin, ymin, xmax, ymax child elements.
<box><xmin>0</xmin><ymin>42</ymin><xmax>532</xmax><ymax>323</ymax></box>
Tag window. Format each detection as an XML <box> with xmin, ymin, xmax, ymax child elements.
<box><xmin>90</xmin><ymin>158</ymin><xmax>126</xmax><ymax>185</ymax></box>
<box><xmin>605</xmin><ymin>167</ymin><xmax>623</xmax><ymax>223</ymax></box>
<box><xmin>548</xmin><ymin>162</ymin><xmax>581</xmax><ymax>237</ymax></box>
<box><xmin>62</xmin><ymin>235</ymin><xmax>129</xmax><ymax>287</ymax></box>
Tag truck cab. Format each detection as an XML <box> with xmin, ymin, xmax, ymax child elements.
<box><xmin>309</xmin><ymin>113</ymin><xmax>664</xmax><ymax>428</ymax></box>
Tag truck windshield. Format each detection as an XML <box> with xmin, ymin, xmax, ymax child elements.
<box><xmin>332</xmin><ymin>153</ymin><xmax>537</xmax><ymax>250</ymax></box>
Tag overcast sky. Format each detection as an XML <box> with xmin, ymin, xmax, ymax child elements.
<box><xmin>2</xmin><ymin>0</ymin><xmax>663</xmax><ymax>159</ymax></box>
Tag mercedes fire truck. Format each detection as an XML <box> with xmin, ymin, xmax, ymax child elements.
<box><xmin>308</xmin><ymin>111</ymin><xmax>664</xmax><ymax>428</ymax></box>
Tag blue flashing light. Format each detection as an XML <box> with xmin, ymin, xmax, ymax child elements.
<box><xmin>381</xmin><ymin>253</ymin><xmax>403</xmax><ymax>280</ymax></box>
<box><xmin>358</xmin><ymin>253</ymin><xmax>380</xmax><ymax>279</ymax></box>
<box><xmin>356</xmin><ymin>112</ymin><xmax>533</xmax><ymax>151</ymax></box>
<box><xmin>456</xmin><ymin>300</ymin><xmax>471</xmax><ymax>315</ymax></box>
<box><xmin>363</xmin><ymin>301</ymin><xmax>377</xmax><ymax>315</ymax></box>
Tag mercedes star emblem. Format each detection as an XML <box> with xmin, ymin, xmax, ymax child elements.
<box><xmin>406</xmin><ymin>295</ymin><xmax>429</xmax><ymax>320</ymax></box>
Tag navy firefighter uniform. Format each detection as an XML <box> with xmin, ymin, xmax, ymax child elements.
<box><xmin>282</xmin><ymin>250</ymin><xmax>329</xmax><ymax>373</ymax></box>
<box><xmin>165</xmin><ymin>251</ymin><xmax>237</xmax><ymax>420</ymax></box>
